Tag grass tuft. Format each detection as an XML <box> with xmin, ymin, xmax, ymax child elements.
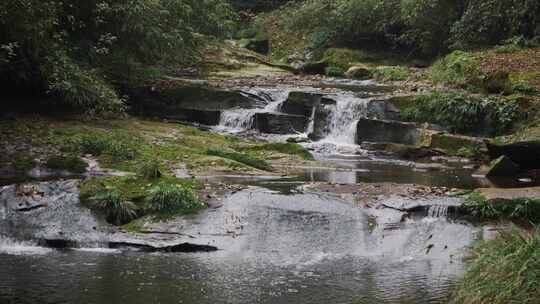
<box><xmin>89</xmin><ymin>189</ymin><xmax>138</xmax><ymax>225</ymax></box>
<box><xmin>451</xmin><ymin>228</ymin><xmax>540</xmax><ymax>304</ymax></box>
<box><xmin>45</xmin><ymin>156</ymin><xmax>87</xmax><ymax>173</ymax></box>
<box><xmin>146</xmin><ymin>182</ymin><xmax>204</xmax><ymax>215</ymax></box>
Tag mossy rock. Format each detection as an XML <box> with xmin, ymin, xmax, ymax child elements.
<box><xmin>429</xmin><ymin>133</ymin><xmax>485</xmax><ymax>157</ymax></box>
<box><xmin>345</xmin><ymin>65</ymin><xmax>372</xmax><ymax>80</ymax></box>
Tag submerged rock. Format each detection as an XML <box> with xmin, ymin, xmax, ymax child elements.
<box><xmin>280</xmin><ymin>91</ymin><xmax>324</xmax><ymax>117</ymax></box>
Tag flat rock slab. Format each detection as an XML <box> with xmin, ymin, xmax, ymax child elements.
<box><xmin>477</xmin><ymin>186</ymin><xmax>540</xmax><ymax>201</ymax></box>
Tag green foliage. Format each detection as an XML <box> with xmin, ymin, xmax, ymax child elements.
<box><xmin>325</xmin><ymin>66</ymin><xmax>345</xmax><ymax>77</ymax></box>
<box><xmin>451</xmin><ymin>228</ymin><xmax>540</xmax><ymax>304</ymax></box>
<box><xmin>0</xmin><ymin>0</ymin><xmax>235</xmax><ymax>113</ymax></box>
<box><xmin>45</xmin><ymin>156</ymin><xmax>87</xmax><ymax>173</ymax></box>
<box><xmin>463</xmin><ymin>192</ymin><xmax>540</xmax><ymax>223</ymax></box>
<box><xmin>146</xmin><ymin>182</ymin><xmax>203</xmax><ymax>214</ymax></box>
<box><xmin>402</xmin><ymin>91</ymin><xmax>522</xmax><ymax>135</ymax></box>
<box><xmin>512</xmin><ymin>82</ymin><xmax>540</xmax><ymax>96</ymax></box>
<box><xmin>430</xmin><ymin>51</ymin><xmax>481</xmax><ymax>88</ymax></box>
<box><xmin>207</xmin><ymin>148</ymin><xmax>272</xmax><ymax>171</ymax></box>
<box><xmin>89</xmin><ymin>189</ymin><xmax>137</xmax><ymax>225</ymax></box>
<box><xmin>76</xmin><ymin>134</ymin><xmax>138</xmax><ymax>161</ymax></box>
<box><xmin>138</xmin><ymin>157</ymin><xmax>162</xmax><ymax>180</ymax></box>
<box><xmin>371</xmin><ymin>66</ymin><xmax>411</xmax><ymax>81</ymax></box>
<box><xmin>265</xmin><ymin>0</ymin><xmax>538</xmax><ymax>58</ymax></box>
<box><xmin>450</xmin><ymin>0</ymin><xmax>540</xmax><ymax>49</ymax></box>
<box><xmin>13</xmin><ymin>156</ymin><xmax>36</xmax><ymax>171</ymax></box>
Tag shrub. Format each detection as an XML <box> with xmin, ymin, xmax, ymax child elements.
<box><xmin>146</xmin><ymin>183</ymin><xmax>203</xmax><ymax>214</ymax></box>
<box><xmin>80</xmin><ymin>135</ymin><xmax>110</xmax><ymax>155</ymax></box>
<box><xmin>206</xmin><ymin>148</ymin><xmax>272</xmax><ymax>171</ymax></box>
<box><xmin>430</xmin><ymin>51</ymin><xmax>481</xmax><ymax>88</ymax></box>
<box><xmin>324</xmin><ymin>66</ymin><xmax>345</xmax><ymax>77</ymax></box>
<box><xmin>451</xmin><ymin>228</ymin><xmax>540</xmax><ymax>304</ymax></box>
<box><xmin>45</xmin><ymin>156</ymin><xmax>88</xmax><ymax>173</ymax></box>
<box><xmin>462</xmin><ymin>192</ymin><xmax>540</xmax><ymax>223</ymax></box>
<box><xmin>138</xmin><ymin>158</ymin><xmax>162</xmax><ymax>180</ymax></box>
<box><xmin>512</xmin><ymin>82</ymin><xmax>540</xmax><ymax>96</ymax></box>
<box><xmin>90</xmin><ymin>189</ymin><xmax>137</xmax><ymax>225</ymax></box>
<box><xmin>13</xmin><ymin>156</ymin><xmax>36</xmax><ymax>171</ymax></box>
<box><xmin>401</xmin><ymin>91</ymin><xmax>522</xmax><ymax>135</ymax></box>
<box><xmin>371</xmin><ymin>66</ymin><xmax>411</xmax><ymax>81</ymax></box>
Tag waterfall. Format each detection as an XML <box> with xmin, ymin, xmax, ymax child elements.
<box><xmin>427</xmin><ymin>205</ymin><xmax>449</xmax><ymax>218</ymax></box>
<box><xmin>216</xmin><ymin>88</ymin><xmax>291</xmax><ymax>132</ymax></box>
<box><xmin>322</xmin><ymin>95</ymin><xmax>369</xmax><ymax>145</ymax></box>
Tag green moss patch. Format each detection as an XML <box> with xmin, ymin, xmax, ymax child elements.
<box><xmin>206</xmin><ymin>148</ymin><xmax>272</xmax><ymax>171</ymax></box>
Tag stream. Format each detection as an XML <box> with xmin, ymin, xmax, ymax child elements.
<box><xmin>0</xmin><ymin>81</ymin><xmax>515</xmax><ymax>304</ymax></box>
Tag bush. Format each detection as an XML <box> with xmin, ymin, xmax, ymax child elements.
<box><xmin>45</xmin><ymin>156</ymin><xmax>88</xmax><ymax>173</ymax></box>
<box><xmin>371</xmin><ymin>66</ymin><xmax>411</xmax><ymax>81</ymax></box>
<box><xmin>89</xmin><ymin>189</ymin><xmax>137</xmax><ymax>225</ymax></box>
<box><xmin>146</xmin><ymin>183</ymin><xmax>203</xmax><ymax>214</ymax></box>
<box><xmin>512</xmin><ymin>82</ymin><xmax>540</xmax><ymax>96</ymax></box>
<box><xmin>401</xmin><ymin>91</ymin><xmax>522</xmax><ymax>135</ymax></box>
<box><xmin>430</xmin><ymin>51</ymin><xmax>481</xmax><ymax>88</ymax></box>
<box><xmin>324</xmin><ymin>66</ymin><xmax>345</xmax><ymax>77</ymax></box>
<box><xmin>463</xmin><ymin>192</ymin><xmax>540</xmax><ymax>223</ymax></box>
<box><xmin>207</xmin><ymin>148</ymin><xmax>272</xmax><ymax>171</ymax></box>
<box><xmin>138</xmin><ymin>158</ymin><xmax>162</xmax><ymax>180</ymax></box>
<box><xmin>451</xmin><ymin>228</ymin><xmax>540</xmax><ymax>304</ymax></box>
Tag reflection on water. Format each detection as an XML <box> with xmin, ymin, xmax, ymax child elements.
<box><xmin>0</xmin><ymin>188</ymin><xmax>481</xmax><ymax>304</ymax></box>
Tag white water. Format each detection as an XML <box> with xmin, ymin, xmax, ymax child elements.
<box><xmin>216</xmin><ymin>88</ymin><xmax>291</xmax><ymax>133</ymax></box>
<box><xmin>321</xmin><ymin>94</ymin><xmax>369</xmax><ymax>145</ymax></box>
<box><xmin>427</xmin><ymin>205</ymin><xmax>449</xmax><ymax>218</ymax></box>
<box><xmin>0</xmin><ymin>236</ymin><xmax>51</xmax><ymax>255</ymax></box>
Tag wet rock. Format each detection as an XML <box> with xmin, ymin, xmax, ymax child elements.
<box><xmin>486</xmin><ymin>141</ymin><xmax>540</xmax><ymax>170</ymax></box>
<box><xmin>254</xmin><ymin>112</ymin><xmax>309</xmax><ymax>134</ymax></box>
<box><xmin>356</xmin><ymin>118</ymin><xmax>422</xmax><ymax>146</ymax></box>
<box><xmin>484</xmin><ymin>156</ymin><xmax>521</xmax><ymax>177</ymax></box>
<box><xmin>360</xmin><ymin>142</ymin><xmax>440</xmax><ymax>160</ymax></box>
<box><xmin>129</xmin><ymin>83</ymin><xmax>265</xmax><ymax>124</ymax></box>
<box><xmin>300</xmin><ymin>60</ymin><xmax>328</xmax><ymax>75</ymax></box>
<box><xmin>308</xmin><ymin>103</ymin><xmax>335</xmax><ymax>141</ymax></box>
<box><xmin>287</xmin><ymin>136</ymin><xmax>310</xmax><ymax>143</ymax></box>
<box><xmin>429</xmin><ymin>133</ymin><xmax>485</xmax><ymax>156</ymax></box>
<box><xmin>345</xmin><ymin>65</ymin><xmax>372</xmax><ymax>80</ymax></box>
<box><xmin>366</xmin><ymin>99</ymin><xmax>401</xmax><ymax>120</ymax></box>
<box><xmin>280</xmin><ymin>92</ymin><xmax>323</xmax><ymax>117</ymax></box>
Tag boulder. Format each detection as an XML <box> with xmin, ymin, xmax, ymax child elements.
<box><xmin>355</xmin><ymin>118</ymin><xmax>423</xmax><ymax>146</ymax></box>
<box><xmin>366</xmin><ymin>99</ymin><xmax>401</xmax><ymax>120</ymax></box>
<box><xmin>484</xmin><ymin>156</ymin><xmax>521</xmax><ymax>177</ymax></box>
<box><xmin>487</xmin><ymin>141</ymin><xmax>540</xmax><ymax>169</ymax></box>
<box><xmin>300</xmin><ymin>60</ymin><xmax>328</xmax><ymax>75</ymax></box>
<box><xmin>254</xmin><ymin>113</ymin><xmax>309</xmax><ymax>134</ymax></box>
<box><xmin>280</xmin><ymin>92</ymin><xmax>325</xmax><ymax>117</ymax></box>
<box><xmin>345</xmin><ymin>65</ymin><xmax>372</xmax><ymax>80</ymax></box>
<box><xmin>429</xmin><ymin>133</ymin><xmax>486</xmax><ymax>156</ymax></box>
<box><xmin>156</xmin><ymin>109</ymin><xmax>221</xmax><ymax>125</ymax></box>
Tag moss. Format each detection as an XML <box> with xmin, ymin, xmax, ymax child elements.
<box><xmin>206</xmin><ymin>148</ymin><xmax>272</xmax><ymax>171</ymax></box>
<box><xmin>324</xmin><ymin>66</ymin><xmax>345</xmax><ymax>77</ymax></box>
<box><xmin>45</xmin><ymin>156</ymin><xmax>87</xmax><ymax>173</ymax></box>
<box><xmin>430</xmin><ymin>133</ymin><xmax>484</xmax><ymax>157</ymax></box>
<box><xmin>13</xmin><ymin>156</ymin><xmax>36</xmax><ymax>171</ymax></box>
<box><xmin>245</xmin><ymin>142</ymin><xmax>314</xmax><ymax>160</ymax></box>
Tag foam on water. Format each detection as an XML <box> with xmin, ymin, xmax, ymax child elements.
<box><xmin>0</xmin><ymin>236</ymin><xmax>51</xmax><ymax>255</ymax></box>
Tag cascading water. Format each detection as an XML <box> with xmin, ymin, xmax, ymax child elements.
<box><xmin>322</xmin><ymin>94</ymin><xmax>369</xmax><ymax>145</ymax></box>
<box><xmin>427</xmin><ymin>205</ymin><xmax>449</xmax><ymax>218</ymax></box>
<box><xmin>216</xmin><ymin>88</ymin><xmax>291</xmax><ymax>132</ymax></box>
